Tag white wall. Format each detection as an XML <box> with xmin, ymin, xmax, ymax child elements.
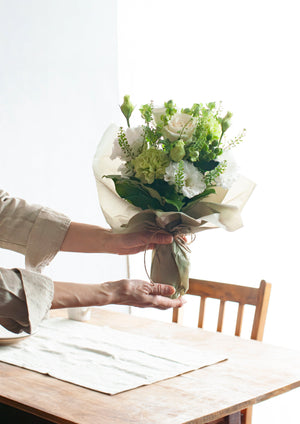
<box><xmin>118</xmin><ymin>1</ymin><xmax>300</xmax><ymax>422</ymax></box>
<box><xmin>0</xmin><ymin>0</ymin><xmax>129</xmax><ymax>301</ymax></box>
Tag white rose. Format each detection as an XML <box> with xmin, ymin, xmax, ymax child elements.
<box><xmin>111</xmin><ymin>126</ymin><xmax>144</xmax><ymax>160</ymax></box>
<box><xmin>152</xmin><ymin>106</ymin><xmax>166</xmax><ymax>125</ymax></box>
<box><xmin>162</xmin><ymin>113</ymin><xmax>197</xmax><ymax>142</ymax></box>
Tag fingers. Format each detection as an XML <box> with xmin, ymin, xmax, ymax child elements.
<box><xmin>150</xmin><ymin>283</ymin><xmax>175</xmax><ymax>297</ymax></box>
<box><xmin>149</xmin><ymin>283</ymin><xmax>186</xmax><ymax>310</ymax></box>
<box><xmin>152</xmin><ymin>295</ymin><xmax>186</xmax><ymax>310</ymax></box>
<box><xmin>150</xmin><ymin>232</ymin><xmax>173</xmax><ymax>245</ymax></box>
<box><xmin>130</xmin><ymin>231</ymin><xmax>173</xmax><ymax>247</ymax></box>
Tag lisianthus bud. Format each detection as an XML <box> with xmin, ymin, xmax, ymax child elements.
<box><xmin>170</xmin><ymin>139</ymin><xmax>185</xmax><ymax>162</ymax></box>
<box><xmin>120</xmin><ymin>95</ymin><xmax>134</xmax><ymax>127</ymax></box>
<box><xmin>221</xmin><ymin>111</ymin><xmax>233</xmax><ymax>133</ymax></box>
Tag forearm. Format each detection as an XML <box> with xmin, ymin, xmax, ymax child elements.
<box><xmin>51</xmin><ymin>279</ymin><xmax>185</xmax><ymax>310</ymax></box>
<box><xmin>60</xmin><ymin>222</ymin><xmax>173</xmax><ymax>255</ymax></box>
<box><xmin>60</xmin><ymin>222</ymin><xmax>110</xmax><ymax>253</ymax></box>
<box><xmin>51</xmin><ymin>281</ymin><xmax>112</xmax><ymax>309</ymax></box>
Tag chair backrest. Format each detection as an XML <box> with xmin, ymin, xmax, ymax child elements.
<box><xmin>172</xmin><ymin>279</ymin><xmax>271</xmax><ymax>341</ymax></box>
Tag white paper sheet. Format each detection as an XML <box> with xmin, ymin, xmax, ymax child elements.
<box><xmin>0</xmin><ymin>318</ymin><xmax>227</xmax><ymax>395</ymax></box>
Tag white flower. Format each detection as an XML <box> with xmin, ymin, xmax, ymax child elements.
<box><xmin>118</xmin><ymin>162</ymin><xmax>134</xmax><ymax>177</ymax></box>
<box><xmin>162</xmin><ymin>113</ymin><xmax>197</xmax><ymax>142</ymax></box>
<box><xmin>110</xmin><ymin>126</ymin><xmax>144</xmax><ymax>160</ymax></box>
<box><xmin>152</xmin><ymin>106</ymin><xmax>166</xmax><ymax>125</ymax></box>
<box><xmin>215</xmin><ymin>151</ymin><xmax>239</xmax><ymax>189</ymax></box>
<box><xmin>164</xmin><ymin>160</ymin><xmax>206</xmax><ymax>198</ymax></box>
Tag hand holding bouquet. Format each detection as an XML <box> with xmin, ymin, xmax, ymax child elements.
<box><xmin>93</xmin><ymin>97</ymin><xmax>255</xmax><ymax>298</ymax></box>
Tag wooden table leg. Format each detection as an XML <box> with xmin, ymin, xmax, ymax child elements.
<box><xmin>241</xmin><ymin>406</ymin><xmax>253</xmax><ymax>424</ymax></box>
<box><xmin>208</xmin><ymin>411</ymin><xmax>242</xmax><ymax>424</ymax></box>
<box><xmin>228</xmin><ymin>411</ymin><xmax>242</xmax><ymax>424</ymax></box>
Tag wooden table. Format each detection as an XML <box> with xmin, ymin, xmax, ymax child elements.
<box><xmin>0</xmin><ymin>309</ymin><xmax>299</xmax><ymax>424</ymax></box>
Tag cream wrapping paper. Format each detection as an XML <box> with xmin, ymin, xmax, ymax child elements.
<box><xmin>0</xmin><ymin>318</ymin><xmax>227</xmax><ymax>395</ymax></box>
<box><xmin>93</xmin><ymin>124</ymin><xmax>255</xmax><ymax>296</ymax></box>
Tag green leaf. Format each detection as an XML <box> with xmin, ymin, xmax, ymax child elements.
<box><xmin>182</xmin><ymin>188</ymin><xmax>216</xmax><ymax>210</ymax></box>
<box><xmin>105</xmin><ymin>175</ymin><xmax>164</xmax><ymax>211</ymax></box>
<box><xmin>146</xmin><ymin>179</ymin><xmax>184</xmax><ymax>211</ymax></box>
<box><xmin>194</xmin><ymin>159</ymin><xmax>219</xmax><ymax>172</ymax></box>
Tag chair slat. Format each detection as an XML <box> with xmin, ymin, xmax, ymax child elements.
<box><xmin>217</xmin><ymin>300</ymin><xmax>225</xmax><ymax>332</ymax></box>
<box><xmin>198</xmin><ymin>296</ymin><xmax>206</xmax><ymax>328</ymax></box>
<box><xmin>172</xmin><ymin>305</ymin><xmax>184</xmax><ymax>324</ymax></box>
<box><xmin>235</xmin><ymin>303</ymin><xmax>244</xmax><ymax>336</ymax></box>
<box><xmin>188</xmin><ymin>278</ymin><xmax>259</xmax><ymax>305</ymax></box>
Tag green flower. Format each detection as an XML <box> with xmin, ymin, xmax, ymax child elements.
<box><xmin>120</xmin><ymin>95</ymin><xmax>135</xmax><ymax>127</ymax></box>
<box><xmin>170</xmin><ymin>139</ymin><xmax>185</xmax><ymax>162</ymax></box>
<box><xmin>133</xmin><ymin>148</ymin><xmax>170</xmax><ymax>184</ymax></box>
<box><xmin>196</xmin><ymin>112</ymin><xmax>222</xmax><ymax>142</ymax></box>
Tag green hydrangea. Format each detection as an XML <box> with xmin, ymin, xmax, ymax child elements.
<box><xmin>132</xmin><ymin>148</ymin><xmax>170</xmax><ymax>184</ymax></box>
<box><xmin>196</xmin><ymin>112</ymin><xmax>222</xmax><ymax>143</ymax></box>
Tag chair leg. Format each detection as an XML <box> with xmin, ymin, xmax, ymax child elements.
<box><xmin>241</xmin><ymin>406</ymin><xmax>252</xmax><ymax>424</ymax></box>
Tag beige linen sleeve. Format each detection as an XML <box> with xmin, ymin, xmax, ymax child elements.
<box><xmin>0</xmin><ymin>268</ymin><xmax>54</xmax><ymax>334</ymax></box>
<box><xmin>0</xmin><ymin>189</ymin><xmax>71</xmax><ymax>271</ymax></box>
<box><xmin>0</xmin><ymin>189</ymin><xmax>71</xmax><ymax>333</ymax></box>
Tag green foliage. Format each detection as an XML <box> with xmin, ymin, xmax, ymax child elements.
<box><xmin>225</xmin><ymin>129</ymin><xmax>246</xmax><ymax>149</ymax></box>
<box><xmin>106</xmin><ymin>175</ymin><xmax>164</xmax><ymax>210</ymax></box>
<box><xmin>194</xmin><ymin>159</ymin><xmax>220</xmax><ymax>173</ymax></box>
<box><xmin>160</xmin><ymin>100</ymin><xmax>177</xmax><ymax>125</ymax></box>
<box><xmin>143</xmin><ymin>125</ymin><xmax>162</xmax><ymax>146</ymax></box>
<box><xmin>139</xmin><ymin>104</ymin><xmax>153</xmax><ymax>124</ymax></box>
<box><xmin>106</xmin><ymin>175</ymin><xmax>185</xmax><ymax>212</ymax></box>
<box><xmin>118</xmin><ymin>127</ymin><xmax>132</xmax><ymax>159</ymax></box>
<box><xmin>183</xmin><ymin>187</ymin><xmax>216</xmax><ymax>209</ymax></box>
<box><xmin>111</xmin><ymin>96</ymin><xmax>245</xmax><ymax>212</ymax></box>
<box><xmin>204</xmin><ymin>161</ymin><xmax>228</xmax><ymax>186</ymax></box>
<box><xmin>164</xmin><ymin>100</ymin><xmax>177</xmax><ymax>117</ymax></box>
<box><xmin>175</xmin><ymin>160</ymin><xmax>184</xmax><ymax>192</ymax></box>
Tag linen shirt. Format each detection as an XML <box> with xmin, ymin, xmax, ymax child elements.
<box><xmin>0</xmin><ymin>189</ymin><xmax>71</xmax><ymax>334</ymax></box>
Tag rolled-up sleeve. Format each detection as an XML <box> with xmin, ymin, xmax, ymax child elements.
<box><xmin>0</xmin><ymin>189</ymin><xmax>71</xmax><ymax>333</ymax></box>
<box><xmin>0</xmin><ymin>268</ymin><xmax>54</xmax><ymax>334</ymax></box>
<box><xmin>0</xmin><ymin>190</ymin><xmax>71</xmax><ymax>271</ymax></box>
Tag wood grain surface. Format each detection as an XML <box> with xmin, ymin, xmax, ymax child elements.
<box><xmin>0</xmin><ymin>308</ymin><xmax>299</xmax><ymax>424</ymax></box>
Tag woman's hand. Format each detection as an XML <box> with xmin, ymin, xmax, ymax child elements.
<box><xmin>102</xmin><ymin>231</ymin><xmax>173</xmax><ymax>255</ymax></box>
<box><xmin>100</xmin><ymin>279</ymin><xmax>185</xmax><ymax>309</ymax></box>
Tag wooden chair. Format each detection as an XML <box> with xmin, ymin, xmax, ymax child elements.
<box><xmin>172</xmin><ymin>279</ymin><xmax>272</xmax><ymax>424</ymax></box>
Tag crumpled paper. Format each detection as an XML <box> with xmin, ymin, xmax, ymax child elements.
<box><xmin>93</xmin><ymin>124</ymin><xmax>255</xmax><ymax>297</ymax></box>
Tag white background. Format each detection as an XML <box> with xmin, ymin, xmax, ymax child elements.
<box><xmin>0</xmin><ymin>0</ymin><xmax>130</xmax><ymax>304</ymax></box>
<box><xmin>118</xmin><ymin>1</ymin><xmax>300</xmax><ymax>422</ymax></box>
<box><xmin>0</xmin><ymin>1</ymin><xmax>299</xmax><ymax>422</ymax></box>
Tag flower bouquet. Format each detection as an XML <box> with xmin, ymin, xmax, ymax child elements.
<box><xmin>93</xmin><ymin>96</ymin><xmax>255</xmax><ymax>298</ymax></box>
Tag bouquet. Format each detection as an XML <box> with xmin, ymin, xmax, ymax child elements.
<box><xmin>93</xmin><ymin>96</ymin><xmax>255</xmax><ymax>298</ymax></box>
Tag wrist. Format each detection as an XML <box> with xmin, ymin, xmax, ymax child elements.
<box><xmin>61</xmin><ymin>222</ymin><xmax>112</xmax><ymax>253</ymax></box>
<box><xmin>96</xmin><ymin>282</ymin><xmax>116</xmax><ymax>305</ymax></box>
